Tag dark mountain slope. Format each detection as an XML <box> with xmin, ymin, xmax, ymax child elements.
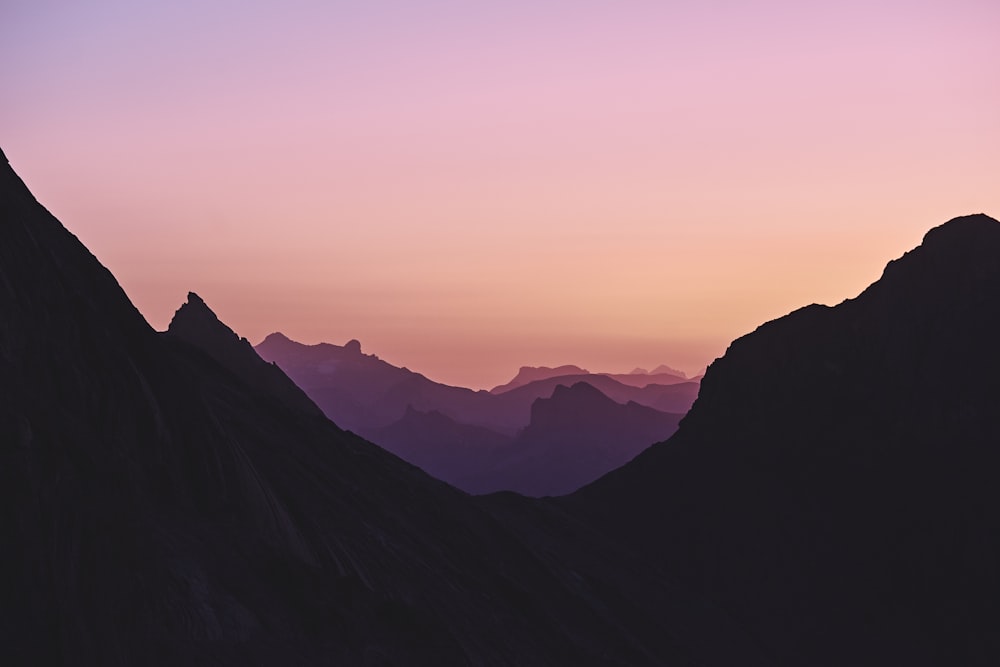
<box><xmin>0</xmin><ymin>148</ymin><xmax>771</xmax><ymax>665</ymax></box>
<box><xmin>573</xmin><ymin>214</ymin><xmax>1000</xmax><ymax>666</ymax></box>
<box><xmin>167</xmin><ymin>292</ymin><xmax>323</xmax><ymax>417</ymax></box>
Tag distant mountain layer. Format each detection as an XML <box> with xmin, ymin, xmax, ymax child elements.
<box><xmin>367</xmin><ymin>382</ymin><xmax>683</xmax><ymax>496</ymax></box>
<box><xmin>572</xmin><ymin>213</ymin><xmax>1000</xmax><ymax>665</ymax></box>
<box><xmin>464</xmin><ymin>382</ymin><xmax>683</xmax><ymax>496</ymax></box>
<box><xmin>489</xmin><ymin>364</ymin><xmax>590</xmax><ymax>393</ymax></box>
<box><xmin>491</xmin><ymin>364</ymin><xmax>690</xmax><ymax>394</ymax></box>
<box><xmin>255</xmin><ymin>334</ymin><xmax>698</xmax><ymax>494</ymax></box>
<box><xmin>257</xmin><ymin>335</ymin><xmax>699</xmax><ymax>436</ymax></box>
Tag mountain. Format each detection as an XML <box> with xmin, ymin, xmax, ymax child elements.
<box><xmin>489</xmin><ymin>365</ymin><xmax>589</xmax><ymax>393</ymax></box>
<box><xmin>1</xmin><ymin>147</ymin><xmax>767</xmax><ymax>665</ymax></box>
<box><xmin>650</xmin><ymin>363</ymin><xmax>686</xmax><ymax>377</ymax></box>
<box><xmin>596</xmin><ymin>370</ymin><xmax>690</xmax><ymax>389</ymax></box>
<box><xmin>166</xmin><ymin>293</ymin><xmax>323</xmax><ymax>417</ymax></box>
<box><xmin>572</xmin><ymin>213</ymin><xmax>1000</xmax><ymax>666</ymax></box>
<box><xmin>256</xmin><ymin>334</ymin><xmax>699</xmax><ymax>433</ymax></box>
<box><xmin>629</xmin><ymin>364</ymin><xmax>687</xmax><ymax>378</ymax></box>
<box><xmin>369</xmin><ymin>383</ymin><xmax>682</xmax><ymax>497</ymax></box>
<box><xmin>257</xmin><ymin>334</ymin><xmax>698</xmax><ymax>494</ymax></box>
<box><xmin>499</xmin><ymin>373</ymin><xmax>699</xmax><ymax>415</ymax></box>
<box><xmin>255</xmin><ymin>333</ymin><xmax>518</xmax><ymax>433</ymax></box>
<box><xmin>491</xmin><ymin>365</ymin><xmax>689</xmax><ymax>394</ymax></box>
<box><xmin>9</xmin><ymin>142</ymin><xmax>996</xmax><ymax>665</ymax></box>
<box><xmin>464</xmin><ymin>382</ymin><xmax>683</xmax><ymax>497</ymax></box>
<box><xmin>366</xmin><ymin>406</ymin><xmax>513</xmax><ymax>485</ymax></box>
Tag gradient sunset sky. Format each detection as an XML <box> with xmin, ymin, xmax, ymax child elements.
<box><xmin>3</xmin><ymin>1</ymin><xmax>998</xmax><ymax>388</ymax></box>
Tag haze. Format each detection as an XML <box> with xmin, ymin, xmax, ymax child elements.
<box><xmin>3</xmin><ymin>0</ymin><xmax>998</xmax><ymax>388</ymax></box>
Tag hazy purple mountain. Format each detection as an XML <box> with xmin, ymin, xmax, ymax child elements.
<box><xmin>499</xmin><ymin>373</ymin><xmax>699</xmax><ymax>415</ymax></box>
<box><xmin>489</xmin><ymin>365</ymin><xmax>589</xmax><ymax>393</ymax></box>
<box><xmin>597</xmin><ymin>371</ymin><xmax>690</xmax><ymax>389</ymax></box>
<box><xmin>256</xmin><ymin>334</ymin><xmax>699</xmax><ymax>494</ymax></box>
<box><xmin>368</xmin><ymin>382</ymin><xmax>682</xmax><ymax>497</ymax></box>
<box><xmin>492</xmin><ymin>365</ymin><xmax>690</xmax><ymax>394</ymax></box>
<box><xmin>256</xmin><ymin>334</ymin><xmax>700</xmax><ymax>435</ymax></box>
<box><xmin>366</xmin><ymin>406</ymin><xmax>514</xmax><ymax>485</ymax></box>
<box><xmin>629</xmin><ymin>364</ymin><xmax>687</xmax><ymax>378</ymax></box>
<box><xmin>464</xmin><ymin>382</ymin><xmax>683</xmax><ymax>496</ymax></box>
<box><xmin>572</xmin><ymin>213</ymin><xmax>1000</xmax><ymax>666</ymax></box>
<box><xmin>255</xmin><ymin>332</ymin><xmax>510</xmax><ymax>432</ymax></box>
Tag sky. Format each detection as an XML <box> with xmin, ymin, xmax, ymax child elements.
<box><xmin>3</xmin><ymin>1</ymin><xmax>998</xmax><ymax>389</ymax></box>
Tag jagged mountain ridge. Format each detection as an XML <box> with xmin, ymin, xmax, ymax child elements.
<box><xmin>255</xmin><ymin>333</ymin><xmax>696</xmax><ymax>495</ymax></box>
<box><xmin>256</xmin><ymin>335</ymin><xmax>698</xmax><ymax>435</ymax></box>
<box><xmin>167</xmin><ymin>293</ymin><xmax>323</xmax><ymax>417</ymax></box>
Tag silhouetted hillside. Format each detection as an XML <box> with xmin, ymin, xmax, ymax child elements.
<box><xmin>0</xmin><ymin>147</ymin><xmax>764</xmax><ymax>665</ymax></box>
<box><xmin>574</xmin><ymin>213</ymin><xmax>1000</xmax><ymax>666</ymax></box>
<box><xmin>167</xmin><ymin>293</ymin><xmax>323</xmax><ymax>417</ymax></box>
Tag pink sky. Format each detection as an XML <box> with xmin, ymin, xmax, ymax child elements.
<box><xmin>3</xmin><ymin>1</ymin><xmax>998</xmax><ymax>388</ymax></box>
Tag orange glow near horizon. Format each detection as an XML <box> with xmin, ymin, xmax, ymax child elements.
<box><xmin>3</xmin><ymin>2</ymin><xmax>998</xmax><ymax>388</ymax></box>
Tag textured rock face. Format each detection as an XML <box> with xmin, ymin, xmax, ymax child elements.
<box><xmin>575</xmin><ymin>214</ymin><xmax>1000</xmax><ymax>666</ymax></box>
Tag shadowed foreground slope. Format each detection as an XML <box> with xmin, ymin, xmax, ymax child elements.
<box><xmin>573</xmin><ymin>213</ymin><xmax>1000</xmax><ymax>666</ymax></box>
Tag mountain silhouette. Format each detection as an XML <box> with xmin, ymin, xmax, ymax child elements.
<box><xmin>257</xmin><ymin>334</ymin><xmax>698</xmax><ymax>494</ymax></box>
<box><xmin>167</xmin><ymin>293</ymin><xmax>323</xmax><ymax>417</ymax></box>
<box><xmin>489</xmin><ymin>364</ymin><xmax>590</xmax><ymax>393</ymax></box>
<box><xmin>369</xmin><ymin>383</ymin><xmax>682</xmax><ymax>497</ymax></box>
<box><xmin>366</xmin><ymin>406</ymin><xmax>514</xmax><ymax>485</ymax></box>
<box><xmin>491</xmin><ymin>365</ymin><xmax>690</xmax><ymax>393</ymax></box>
<box><xmin>573</xmin><ymin>213</ymin><xmax>1000</xmax><ymax>666</ymax></box>
<box><xmin>1</xmin><ymin>147</ymin><xmax>769</xmax><ymax>664</ymax></box>
<box><xmin>498</xmin><ymin>372</ymin><xmax>699</xmax><ymax>414</ymax></box>
<box><xmin>7</xmin><ymin>142</ymin><xmax>998</xmax><ymax>665</ymax></box>
<box><xmin>255</xmin><ymin>333</ymin><xmax>517</xmax><ymax>432</ymax></box>
<box><xmin>464</xmin><ymin>382</ymin><xmax>683</xmax><ymax>496</ymax></box>
<box><xmin>256</xmin><ymin>334</ymin><xmax>698</xmax><ymax>433</ymax></box>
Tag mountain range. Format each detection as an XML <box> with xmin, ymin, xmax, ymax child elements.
<box><xmin>3</xmin><ymin>144</ymin><xmax>999</xmax><ymax>665</ymax></box>
<box><xmin>255</xmin><ymin>333</ymin><xmax>697</xmax><ymax>495</ymax></box>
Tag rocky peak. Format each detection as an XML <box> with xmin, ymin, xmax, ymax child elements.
<box><xmin>166</xmin><ymin>293</ymin><xmax>322</xmax><ymax>417</ymax></box>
